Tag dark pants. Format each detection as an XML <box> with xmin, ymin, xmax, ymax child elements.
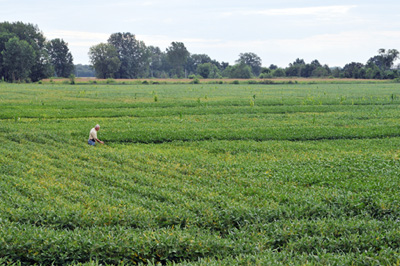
<box><xmin>88</xmin><ymin>139</ymin><xmax>95</xmax><ymax>146</ymax></box>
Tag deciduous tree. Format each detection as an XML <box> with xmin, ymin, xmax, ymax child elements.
<box><xmin>272</xmin><ymin>68</ymin><xmax>286</xmax><ymax>77</ymax></box>
<box><xmin>147</xmin><ymin>46</ymin><xmax>164</xmax><ymax>78</ymax></box>
<box><xmin>108</xmin><ymin>32</ymin><xmax>149</xmax><ymax>78</ymax></box>
<box><xmin>166</xmin><ymin>42</ymin><xmax>189</xmax><ymax>78</ymax></box>
<box><xmin>269</xmin><ymin>64</ymin><xmax>278</xmax><ymax>70</ymax></box>
<box><xmin>46</xmin><ymin>38</ymin><xmax>74</xmax><ymax>77</ymax></box>
<box><xmin>185</xmin><ymin>54</ymin><xmax>212</xmax><ymax>75</ymax></box>
<box><xmin>236</xmin><ymin>52</ymin><xmax>262</xmax><ymax>76</ymax></box>
<box><xmin>2</xmin><ymin>37</ymin><xmax>36</xmax><ymax>82</ymax></box>
<box><xmin>197</xmin><ymin>63</ymin><xmax>220</xmax><ymax>78</ymax></box>
<box><xmin>0</xmin><ymin>22</ymin><xmax>52</xmax><ymax>81</ymax></box>
<box><xmin>225</xmin><ymin>62</ymin><xmax>253</xmax><ymax>79</ymax></box>
<box><xmin>342</xmin><ymin>62</ymin><xmax>364</xmax><ymax>79</ymax></box>
<box><xmin>367</xmin><ymin>48</ymin><xmax>399</xmax><ymax>71</ymax></box>
<box><xmin>88</xmin><ymin>43</ymin><xmax>121</xmax><ymax>79</ymax></box>
<box><xmin>286</xmin><ymin>58</ymin><xmax>305</xmax><ymax>77</ymax></box>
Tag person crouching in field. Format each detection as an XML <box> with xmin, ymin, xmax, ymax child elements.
<box><xmin>88</xmin><ymin>124</ymin><xmax>104</xmax><ymax>146</ymax></box>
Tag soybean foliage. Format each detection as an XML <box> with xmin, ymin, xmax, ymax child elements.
<box><xmin>1</xmin><ymin>83</ymin><xmax>400</xmax><ymax>265</ymax></box>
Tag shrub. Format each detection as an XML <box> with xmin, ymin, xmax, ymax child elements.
<box><xmin>69</xmin><ymin>74</ymin><xmax>75</xmax><ymax>85</ymax></box>
<box><xmin>106</xmin><ymin>78</ymin><xmax>116</xmax><ymax>84</ymax></box>
<box><xmin>272</xmin><ymin>68</ymin><xmax>286</xmax><ymax>77</ymax></box>
<box><xmin>259</xmin><ymin>73</ymin><xmax>273</xmax><ymax>79</ymax></box>
<box><xmin>259</xmin><ymin>80</ymin><xmax>274</xmax><ymax>84</ymax></box>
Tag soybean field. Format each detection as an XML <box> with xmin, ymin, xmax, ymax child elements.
<box><xmin>1</xmin><ymin>82</ymin><xmax>400</xmax><ymax>265</ymax></box>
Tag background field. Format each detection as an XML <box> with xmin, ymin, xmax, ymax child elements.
<box><xmin>1</xmin><ymin>82</ymin><xmax>400</xmax><ymax>265</ymax></box>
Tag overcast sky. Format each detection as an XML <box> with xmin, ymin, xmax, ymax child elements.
<box><xmin>1</xmin><ymin>0</ymin><xmax>400</xmax><ymax>67</ymax></box>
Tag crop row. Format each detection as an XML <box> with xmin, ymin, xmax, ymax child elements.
<box><xmin>2</xmin><ymin>218</ymin><xmax>400</xmax><ymax>265</ymax></box>
<box><xmin>2</xmin><ymin>107</ymin><xmax>400</xmax><ymax>144</ymax></box>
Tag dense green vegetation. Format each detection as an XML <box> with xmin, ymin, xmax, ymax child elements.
<box><xmin>1</xmin><ymin>82</ymin><xmax>400</xmax><ymax>265</ymax></box>
<box><xmin>0</xmin><ymin>22</ymin><xmax>75</xmax><ymax>82</ymax></box>
<box><xmin>2</xmin><ymin>21</ymin><xmax>399</xmax><ymax>82</ymax></box>
<box><xmin>90</xmin><ymin>32</ymin><xmax>400</xmax><ymax>80</ymax></box>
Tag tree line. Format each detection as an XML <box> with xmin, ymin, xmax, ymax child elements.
<box><xmin>1</xmin><ymin>22</ymin><xmax>399</xmax><ymax>82</ymax></box>
<box><xmin>0</xmin><ymin>22</ymin><xmax>74</xmax><ymax>82</ymax></box>
<box><xmin>88</xmin><ymin>33</ymin><xmax>400</xmax><ymax>80</ymax></box>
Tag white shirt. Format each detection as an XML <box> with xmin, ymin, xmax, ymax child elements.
<box><xmin>88</xmin><ymin>128</ymin><xmax>97</xmax><ymax>141</ymax></box>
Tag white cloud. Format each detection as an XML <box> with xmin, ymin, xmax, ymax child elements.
<box><xmin>123</xmin><ymin>18</ymin><xmax>147</xmax><ymax>23</ymax></box>
<box><xmin>177</xmin><ymin>30</ymin><xmax>400</xmax><ymax>53</ymax></box>
<box><xmin>220</xmin><ymin>11</ymin><xmax>234</xmax><ymax>17</ymax></box>
<box><xmin>136</xmin><ymin>35</ymin><xmax>225</xmax><ymax>50</ymax></box>
<box><xmin>280</xmin><ymin>30</ymin><xmax>400</xmax><ymax>51</ymax></box>
<box><xmin>46</xmin><ymin>30</ymin><xmax>109</xmax><ymax>43</ymax></box>
<box><xmin>135</xmin><ymin>34</ymin><xmax>171</xmax><ymax>48</ymax></box>
<box><xmin>181</xmin><ymin>38</ymin><xmax>223</xmax><ymax>44</ymax></box>
<box><xmin>46</xmin><ymin>30</ymin><xmax>110</xmax><ymax>63</ymax></box>
<box><xmin>140</xmin><ymin>1</ymin><xmax>155</xmax><ymax>6</ymax></box>
<box><xmin>220</xmin><ymin>5</ymin><xmax>357</xmax><ymax>20</ymax></box>
<box><xmin>253</xmin><ymin>5</ymin><xmax>357</xmax><ymax>16</ymax></box>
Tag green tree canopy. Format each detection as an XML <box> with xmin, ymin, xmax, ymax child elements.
<box><xmin>30</xmin><ymin>49</ymin><xmax>53</xmax><ymax>81</ymax></box>
<box><xmin>88</xmin><ymin>43</ymin><xmax>121</xmax><ymax>79</ymax></box>
<box><xmin>236</xmin><ymin>52</ymin><xmax>262</xmax><ymax>76</ymax></box>
<box><xmin>367</xmin><ymin>49</ymin><xmax>399</xmax><ymax>71</ymax></box>
<box><xmin>269</xmin><ymin>64</ymin><xmax>278</xmax><ymax>70</ymax></box>
<box><xmin>108</xmin><ymin>32</ymin><xmax>149</xmax><ymax>78</ymax></box>
<box><xmin>286</xmin><ymin>58</ymin><xmax>306</xmax><ymax>77</ymax></box>
<box><xmin>197</xmin><ymin>63</ymin><xmax>220</xmax><ymax>78</ymax></box>
<box><xmin>147</xmin><ymin>45</ymin><xmax>164</xmax><ymax>78</ymax></box>
<box><xmin>342</xmin><ymin>62</ymin><xmax>364</xmax><ymax>79</ymax></box>
<box><xmin>289</xmin><ymin>58</ymin><xmax>306</xmax><ymax>67</ymax></box>
<box><xmin>311</xmin><ymin>67</ymin><xmax>329</xmax><ymax>77</ymax></box>
<box><xmin>166</xmin><ymin>42</ymin><xmax>189</xmax><ymax>77</ymax></box>
<box><xmin>46</xmin><ymin>38</ymin><xmax>74</xmax><ymax>77</ymax></box>
<box><xmin>225</xmin><ymin>62</ymin><xmax>253</xmax><ymax>79</ymax></box>
<box><xmin>0</xmin><ymin>22</ymin><xmax>46</xmax><ymax>51</ymax></box>
<box><xmin>273</xmin><ymin>68</ymin><xmax>286</xmax><ymax>77</ymax></box>
<box><xmin>2</xmin><ymin>37</ymin><xmax>36</xmax><ymax>82</ymax></box>
<box><xmin>0</xmin><ymin>21</ymin><xmax>52</xmax><ymax>81</ymax></box>
<box><xmin>185</xmin><ymin>54</ymin><xmax>212</xmax><ymax>75</ymax></box>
